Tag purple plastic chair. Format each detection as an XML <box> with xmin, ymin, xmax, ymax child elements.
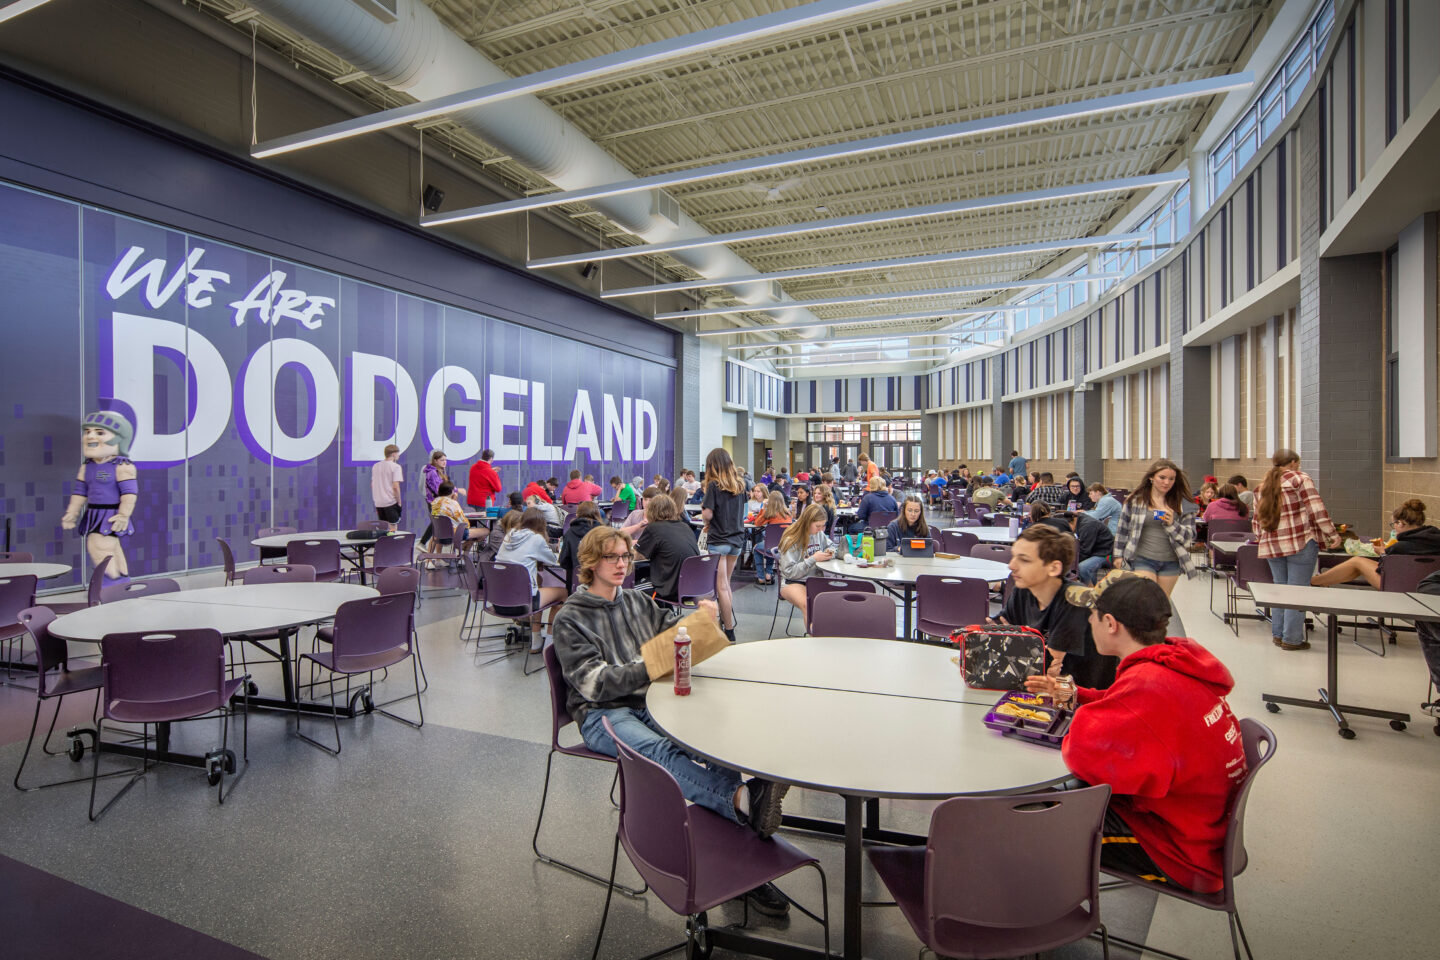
<box><xmin>365</xmin><ymin>532</ymin><xmax>416</xmax><ymax>577</ymax></box>
<box><xmin>608</xmin><ymin>501</ymin><xmax>629</xmax><ymax>525</ymax></box>
<box><xmin>658</xmin><ymin>553</ymin><xmax>720</xmax><ymax>609</ymax></box>
<box><xmin>257</xmin><ymin>525</ymin><xmax>296</xmax><ymax>564</ymax></box>
<box><xmin>867</xmin><ymin>784</ymin><xmax>1112</xmax><ymax>959</ymax></box>
<box><xmin>914</xmin><ymin>575</ymin><xmax>991</xmax><ymax>642</ymax></box>
<box><xmin>371</xmin><ymin>565</ymin><xmax>427</xmax><ymax>695</ymax></box>
<box><xmin>0</xmin><ymin>551</ymin><xmax>34</xmax><ymax>562</ymax></box>
<box><xmin>531</xmin><ymin>644</ymin><xmax>645</xmax><ymax>898</ymax></box>
<box><xmin>99</xmin><ymin>577</ymin><xmax>181</xmax><ymax>604</ymax></box>
<box><xmin>752</xmin><ymin>523</ymin><xmax>787</xmax><ymax>585</ymax></box>
<box><xmin>941</xmin><ymin>530</ymin><xmax>980</xmax><ymax>557</ymax></box>
<box><xmin>0</xmin><ymin>573</ymin><xmax>37</xmax><ymax>677</ymax></box>
<box><xmin>89</xmin><ymin>627</ymin><xmax>248</xmax><ymax>820</ymax></box>
<box><xmin>287</xmin><ymin>539</ymin><xmax>343</xmax><ymax>582</ymax></box>
<box><xmin>296</xmin><ymin>594</ymin><xmax>422</xmax><ymax>755</ymax></box>
<box><xmin>214</xmin><ymin>537</ymin><xmax>238</xmax><ymax>585</ymax></box>
<box><xmin>474</xmin><ymin>560</ymin><xmax>566</xmax><ymax>674</ymax></box>
<box><xmin>868</xmin><ymin>510</ymin><xmax>899</xmax><ymax>532</ymax></box>
<box><xmin>1102</xmin><ymin>719</ymin><xmax>1276</xmax><ymax>960</ymax></box>
<box><xmin>970</xmin><ymin>543</ymin><xmax>1014</xmax><ymax>567</ymax></box>
<box><xmin>457</xmin><ymin>551</ymin><xmax>492</xmax><ymax>648</ymax></box>
<box><xmin>591</xmin><ymin>717</ymin><xmax>829</xmax><ymax>960</ymax></box>
<box><xmin>241</xmin><ymin>563</ymin><xmax>316</xmax><ymax>585</ymax></box>
<box><xmin>39</xmin><ymin>556</ymin><xmax>111</xmax><ymax>618</ymax></box>
<box><xmin>800</xmin><ymin>576</ymin><xmax>877</xmax><ymax>635</ymax></box>
<box><xmin>810</xmin><ymin>591</ymin><xmax>897</xmax><ymax>640</ymax></box>
<box><xmin>12</xmin><ymin>606</ymin><xmax>112</xmax><ymax>791</ymax></box>
<box><xmin>417</xmin><ymin>515</ymin><xmax>463</xmax><ymax>566</ymax></box>
<box><xmin>1225</xmin><ymin>544</ymin><xmax>1273</xmax><ymax>637</ymax></box>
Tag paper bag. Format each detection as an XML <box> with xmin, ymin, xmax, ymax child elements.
<box><xmin>641</xmin><ymin>610</ymin><xmax>730</xmax><ymax>680</ymax></box>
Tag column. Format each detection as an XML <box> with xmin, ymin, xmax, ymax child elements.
<box><xmin>734</xmin><ymin>404</ymin><xmax>755</xmax><ymax>477</ymax></box>
<box><xmin>1188</xmin><ymin>149</ymin><xmax>1210</xmax><ymax>231</ymax></box>
<box><xmin>990</xmin><ymin>358</ymin><xmax>1012</xmax><ymax>471</ymax></box>
<box><xmin>1072</xmin><ymin>319</ymin><xmax>1104</xmax><ymax>482</ymax></box>
<box><xmin>921</xmin><ymin>412</ymin><xmax>940</xmax><ymax>471</ymax></box>
<box><xmin>1168</xmin><ymin>261</ymin><xmax>1212</xmax><ymax>480</ymax></box>
<box><xmin>674</xmin><ymin>332</ymin><xmax>701</xmax><ymax>477</ymax></box>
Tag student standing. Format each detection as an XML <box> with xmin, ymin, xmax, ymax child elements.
<box><xmin>371</xmin><ymin>443</ymin><xmax>403</xmax><ymax>530</ymax></box>
<box><xmin>465</xmin><ymin>449</ymin><xmax>502</xmax><ymax>509</ymax></box>
<box><xmin>1252</xmin><ymin>449</ymin><xmax>1342</xmax><ymax>650</ymax></box>
<box><xmin>421</xmin><ymin>450</ymin><xmax>462</xmax><ymax>548</ymax></box>
<box><xmin>701</xmin><ymin>447</ymin><xmax>747</xmax><ymax>643</ymax></box>
<box><xmin>1113</xmin><ymin>459</ymin><xmax>1198</xmax><ymax>597</ymax></box>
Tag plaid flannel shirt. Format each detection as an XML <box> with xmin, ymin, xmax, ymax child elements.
<box><xmin>1252</xmin><ymin>470</ymin><xmax>1338</xmax><ymax>559</ymax></box>
<box><xmin>1114</xmin><ymin>496</ymin><xmax>1200</xmax><ymax>578</ymax></box>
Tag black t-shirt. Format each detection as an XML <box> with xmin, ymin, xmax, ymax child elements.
<box><xmin>702</xmin><ymin>481</ymin><xmax>746</xmax><ymax>546</ymax></box>
<box><xmin>636</xmin><ymin>520</ymin><xmax>700</xmax><ymax>602</ymax></box>
<box><xmin>1001</xmin><ymin>585</ymin><xmax>1118</xmax><ymax>689</ymax></box>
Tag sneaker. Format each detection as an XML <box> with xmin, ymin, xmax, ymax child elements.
<box><xmin>1273</xmin><ymin>638</ymin><xmax>1311</xmax><ymax>650</ymax></box>
<box><xmin>745</xmin><ymin>778</ymin><xmax>789</xmax><ymax>839</ymax></box>
<box><xmin>735</xmin><ymin>882</ymin><xmax>790</xmax><ymax>918</ymax></box>
<box><xmin>723</xmin><ymin>626</ymin><xmax>737</xmax><ymax>644</ymax></box>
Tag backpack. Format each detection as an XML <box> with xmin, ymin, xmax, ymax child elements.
<box><xmin>951</xmin><ymin>623</ymin><xmax>1046</xmax><ymax>691</ymax></box>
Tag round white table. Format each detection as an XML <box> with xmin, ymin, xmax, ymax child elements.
<box><xmin>249</xmin><ymin>530</ymin><xmax>412</xmax><ymax>584</ymax></box>
<box><xmin>942</xmin><ymin>525</ymin><xmax>1018</xmax><ymax>543</ymax></box>
<box><xmin>0</xmin><ymin>562</ymin><xmax>73</xmax><ymax>580</ymax></box>
<box><xmin>647</xmin><ymin>636</ymin><xmax>1067</xmax><ymax>960</ymax></box>
<box><xmin>815</xmin><ymin>555</ymin><xmax>1011</xmax><ymax>640</ymax></box>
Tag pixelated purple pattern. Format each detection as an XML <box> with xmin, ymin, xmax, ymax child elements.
<box><xmin>1</xmin><ymin>181</ymin><xmax>675</xmax><ymax>583</ymax></box>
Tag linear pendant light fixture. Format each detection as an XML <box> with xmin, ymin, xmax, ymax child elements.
<box><xmin>730</xmin><ymin>326</ymin><xmax>1005</xmax><ymax>352</ymax></box>
<box><xmin>526</xmin><ymin>172</ymin><xmax>1186</xmax><ymax>268</ymax></box>
<box><xmin>250</xmin><ymin>0</ymin><xmax>908</xmax><ymax>158</ymax></box>
<box><xmin>600</xmin><ymin>233</ymin><xmax>1148</xmax><ymax>298</ymax></box>
<box><xmin>650</xmin><ymin>274</ymin><xmax>1122</xmax><ymax>320</ymax></box>
<box><xmin>0</xmin><ymin>0</ymin><xmax>53</xmax><ymax>24</ymax></box>
<box><xmin>693</xmin><ymin>304</ymin><xmax>1041</xmax><ymax>337</ymax></box>
<box><xmin>423</xmin><ymin>73</ymin><xmax>1250</xmax><ymax>226</ymax></box>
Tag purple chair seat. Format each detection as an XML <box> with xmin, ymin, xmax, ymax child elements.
<box><xmin>307</xmin><ymin>645</ymin><xmax>411</xmax><ymax>675</ymax></box>
<box><xmin>682</xmin><ymin>813</ymin><xmax>819</xmax><ymax>911</ymax></box>
<box><xmin>108</xmin><ymin>678</ymin><xmax>245</xmax><ymax>725</ymax></box>
<box><xmin>45</xmin><ymin>664</ymin><xmax>104</xmax><ymax>698</ymax></box>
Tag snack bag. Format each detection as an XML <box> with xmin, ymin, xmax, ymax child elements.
<box><xmin>950</xmin><ymin>623</ymin><xmax>1046</xmax><ymax>691</ymax></box>
<box><xmin>641</xmin><ymin>610</ymin><xmax>729</xmax><ymax>680</ymax></box>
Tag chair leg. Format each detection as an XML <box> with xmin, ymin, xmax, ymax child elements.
<box><xmin>373</xmin><ymin>655</ymin><xmax>425</xmax><ymax>729</ymax></box>
<box><xmin>1231</xmin><ymin>911</ymin><xmax>1255</xmax><ymax>960</ymax></box>
<box><xmin>218</xmin><ymin>681</ymin><xmax>250</xmax><ymax>804</ymax></box>
<box><xmin>590</xmin><ymin>833</ymin><xmax>622</xmax><ymax>960</ymax></box>
<box><xmin>294</xmin><ymin>670</ymin><xmax>343</xmax><ymax>755</ymax></box>
<box><xmin>1098</xmin><ymin>922</ymin><xmax>1110</xmax><ymax>960</ymax></box>
<box><xmin>532</xmin><ymin>750</ymin><xmax>648</xmax><ymax>898</ymax></box>
<box><xmin>88</xmin><ymin>718</ymin><xmax>148</xmax><ymax>822</ymax></box>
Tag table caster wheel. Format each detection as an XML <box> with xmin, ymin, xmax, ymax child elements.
<box><xmin>685</xmin><ymin>911</ymin><xmax>712</xmax><ymax>960</ymax></box>
<box><xmin>206</xmin><ymin>755</ymin><xmax>224</xmax><ymax>786</ymax></box>
<box><xmin>363</xmin><ymin>693</ymin><xmax>375</xmax><ymax>714</ymax></box>
<box><xmin>1390</xmin><ymin>720</ymin><xmax>1407</xmax><ymax>732</ymax></box>
<box><xmin>223</xmin><ymin>749</ymin><xmax>238</xmax><ymax>774</ymax></box>
<box><xmin>348</xmin><ymin>691</ymin><xmax>366</xmax><ymax>715</ymax></box>
<box><xmin>1433</xmin><ymin>721</ymin><xmax>1439</xmax><ymax>737</ymax></box>
<box><xmin>1338</xmin><ymin>727</ymin><xmax>1356</xmax><ymax>740</ymax></box>
<box><xmin>1265</xmin><ymin>702</ymin><xmax>1280</xmax><ymax>714</ymax></box>
<box><xmin>67</xmin><ymin>737</ymin><xmax>85</xmax><ymax>762</ymax></box>
<box><xmin>247</xmin><ymin>681</ymin><xmax>259</xmax><ymax>697</ymax></box>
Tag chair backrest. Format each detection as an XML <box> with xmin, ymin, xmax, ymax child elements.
<box><xmin>376</xmin><ymin>565</ymin><xmax>421</xmax><ymax>597</ymax></box>
<box><xmin>760</xmin><ymin>523</ymin><xmax>787</xmax><ymax>553</ymax></box>
<box><xmin>430</xmin><ymin>514</ymin><xmax>456</xmax><ymax>543</ymax></box>
<box><xmin>460</xmin><ymin>551</ymin><xmax>485</xmax><ymax>601</ymax></box>
<box><xmin>287</xmin><ymin>539</ymin><xmax>341</xmax><ymax>577</ymax></box>
<box><xmin>214</xmin><ymin>537</ymin><xmax>237</xmax><ymax>585</ymax></box>
<box><xmin>1379</xmin><ymin>554</ymin><xmax>1440</xmax><ymax>594</ymax></box>
<box><xmin>330</xmin><ymin>594</ymin><xmax>414</xmax><ymax>668</ymax></box>
<box><xmin>969</xmin><ymin>543</ymin><xmax>1013</xmax><ymax>565</ymax></box>
<box><xmin>543</xmin><ymin>644</ymin><xmax>576</xmax><ymax>746</ymax></box>
<box><xmin>1204</xmin><ymin>518</ymin><xmax>1252</xmax><ymax>540</ymax></box>
<box><xmin>914</xmin><ymin>575</ymin><xmax>990</xmax><ymax>634</ymax></box>
<box><xmin>17</xmin><ymin>606</ymin><xmax>68</xmax><ymax>697</ymax></box>
<box><xmin>99</xmin><ymin>577</ymin><xmax>180</xmax><ymax>604</ymax></box>
<box><xmin>940</xmin><ymin>530</ymin><xmax>979</xmax><ymax>556</ymax></box>
<box><xmin>675</xmin><ymin>553</ymin><xmax>720</xmax><ymax>606</ymax></box>
<box><xmin>947</xmin><ymin>517</ymin><xmax>981</xmax><ymax>529</ymax></box>
<box><xmin>241</xmin><ymin>563</ymin><xmax>315</xmax><ymax>585</ymax></box>
<box><xmin>0</xmin><ymin>550</ymin><xmax>34</xmax><ymax>563</ymax></box>
<box><xmin>868</xmin><ymin>510</ymin><xmax>899</xmax><ymax>532</ymax></box>
<box><xmin>0</xmin><ymin>573</ymin><xmax>38</xmax><ymax>627</ymax></box>
<box><xmin>357</xmin><ymin>519</ymin><xmax>391</xmax><ymax>531</ymax></box>
<box><xmin>1233</xmin><ymin>544</ymin><xmax>1272</xmax><ymax>591</ymax></box>
<box><xmin>609</xmin><ymin>501</ymin><xmax>629</xmax><ymax>523</ymax></box>
<box><xmin>371</xmin><ymin>532</ymin><xmax>416</xmax><ymax>569</ymax></box>
<box><xmin>803</xmin><ymin>576</ymin><xmax>876</xmax><ymax>632</ymax></box>
<box><xmin>87</xmin><ymin>556</ymin><xmax>111</xmax><ymax>606</ymax></box>
<box><xmin>100</xmin><ymin>628</ymin><xmax>227</xmax><ymax>721</ymax></box>
<box><xmin>602</xmin><ymin>717</ymin><xmax>695</xmax><ymax>915</ymax></box>
<box><xmin>810</xmin><ymin>591</ymin><xmax>896</xmax><ymax>640</ymax></box>
<box><xmin>479</xmin><ymin>560</ymin><xmax>535</xmax><ymax>610</ymax></box>
<box><xmin>922</xmin><ymin>784</ymin><xmax>1111</xmax><ymax>954</ymax></box>
<box><xmin>1221</xmin><ymin>719</ymin><xmax>1277</xmax><ymax>904</ymax></box>
<box><xmin>898</xmin><ymin>537</ymin><xmax>938</xmax><ymax>558</ymax></box>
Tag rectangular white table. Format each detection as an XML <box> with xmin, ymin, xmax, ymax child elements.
<box><xmin>1249</xmin><ymin>583</ymin><xmax>1440</xmax><ymax>738</ymax></box>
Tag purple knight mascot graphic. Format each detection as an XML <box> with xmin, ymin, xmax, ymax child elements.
<box><xmin>61</xmin><ymin>409</ymin><xmax>138</xmax><ymax>583</ymax></box>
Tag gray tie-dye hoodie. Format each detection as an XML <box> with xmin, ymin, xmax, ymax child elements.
<box><xmin>552</xmin><ymin>585</ymin><xmax>684</xmax><ymax>725</ymax></box>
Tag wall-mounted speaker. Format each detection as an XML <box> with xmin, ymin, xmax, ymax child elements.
<box><xmin>580</xmin><ymin>262</ymin><xmax>599</xmax><ymax>280</ymax></box>
<box><xmin>422</xmin><ymin>184</ymin><xmax>445</xmax><ymax>213</ymax></box>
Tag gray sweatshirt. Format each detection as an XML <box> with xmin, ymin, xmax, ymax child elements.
<box><xmin>551</xmin><ymin>585</ymin><xmax>683</xmax><ymax>724</ymax></box>
<box><xmin>778</xmin><ymin>531</ymin><xmax>834</xmax><ymax>584</ymax></box>
<box><xmin>496</xmin><ymin>527</ymin><xmax>559</xmax><ymax>590</ymax></box>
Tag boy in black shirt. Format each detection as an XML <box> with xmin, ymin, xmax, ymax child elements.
<box><xmin>998</xmin><ymin>525</ymin><xmax>1119</xmax><ymax>689</ymax></box>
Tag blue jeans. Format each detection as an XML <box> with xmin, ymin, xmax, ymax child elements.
<box><xmin>580</xmin><ymin>706</ymin><xmax>743</xmax><ymax>823</ymax></box>
<box><xmin>1266</xmin><ymin>539</ymin><xmax>1319</xmax><ymax>645</ymax></box>
<box><xmin>755</xmin><ymin>550</ymin><xmax>775</xmax><ymax>579</ymax></box>
<box><xmin>1077</xmin><ymin>555</ymin><xmax>1107</xmax><ymax>585</ymax></box>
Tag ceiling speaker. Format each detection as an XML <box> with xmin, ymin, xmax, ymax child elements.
<box><xmin>422</xmin><ymin>184</ymin><xmax>445</xmax><ymax>213</ymax></box>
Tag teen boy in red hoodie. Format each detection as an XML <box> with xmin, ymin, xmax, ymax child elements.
<box><xmin>466</xmin><ymin>449</ymin><xmax>503</xmax><ymax>508</ymax></box>
<box><xmin>1026</xmin><ymin>575</ymin><xmax>1248</xmax><ymax>894</ymax></box>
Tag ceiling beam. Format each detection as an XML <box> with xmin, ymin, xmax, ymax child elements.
<box><xmin>0</xmin><ymin>0</ymin><xmax>53</xmax><ymax>23</ymax></box>
<box><xmin>600</xmin><ymin>232</ymin><xmax>1147</xmax><ymax>298</ymax></box>
<box><xmin>695</xmin><ymin>303</ymin><xmax>1042</xmax><ymax>337</ymax></box>
<box><xmin>422</xmin><ymin>73</ymin><xmax>1249</xmax><ymax>226</ymax></box>
<box><xmin>526</xmin><ymin>171</ymin><xmax>1185</xmax><ymax>268</ymax></box>
<box><xmin>731</xmin><ymin>325</ymin><xmax>1007</xmax><ymax>353</ymax></box>
<box><xmin>249</xmin><ymin>0</ymin><xmax>909</xmax><ymax>158</ymax></box>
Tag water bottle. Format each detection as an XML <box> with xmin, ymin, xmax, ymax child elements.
<box><xmin>673</xmin><ymin>626</ymin><xmax>692</xmax><ymax>696</ymax></box>
<box><xmin>1008</xmin><ymin>516</ymin><xmax>1021</xmax><ymax>537</ymax></box>
<box><xmin>862</xmin><ymin>527</ymin><xmax>875</xmax><ymax>561</ymax></box>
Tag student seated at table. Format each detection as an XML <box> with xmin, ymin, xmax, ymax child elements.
<box><xmin>744</xmin><ymin>484</ymin><xmax>769</xmax><ymax>523</ymax></box>
<box><xmin>506</xmin><ymin>490</ymin><xmax>525</xmax><ymax>512</ymax></box>
<box><xmin>610</xmin><ymin>476</ymin><xmax>638</xmax><ymax>512</ymax></box>
<box><xmin>925</xmin><ymin>471</ymin><xmax>948</xmax><ymax>505</ymax></box>
<box><xmin>1201</xmin><ymin>484</ymin><xmax>1249</xmax><ymax>523</ymax></box>
<box><xmin>1064</xmin><ymin>476</ymin><xmax>1089</xmax><ymax>510</ymax></box>
<box><xmin>778</xmin><ymin>504</ymin><xmax>836</xmax><ymax>621</ymax></box>
<box><xmin>970</xmin><ymin>476</ymin><xmax>1013</xmax><ymax>510</ymax></box>
<box><xmin>1030</xmin><ymin>503</ymin><xmax>1115</xmax><ymax>586</ymax></box>
<box><xmin>1000</xmin><ymin>525</ymin><xmax>1119</xmax><ymax>690</ymax></box>
<box><xmin>1024</xmin><ymin>575</ymin><xmax>1247</xmax><ymax>895</ymax></box>
<box><xmin>621</xmin><ymin>486</ymin><xmax>662</xmax><ymax>536</ymax></box>
<box><xmin>750</xmin><ymin>491</ymin><xmax>792</xmax><ymax>585</ymax></box>
<box><xmin>428</xmin><ymin>481</ymin><xmax>472</xmax><ymax>554</ymax></box>
<box><xmin>496</xmin><ymin>507</ymin><xmax>568</xmax><ymax>652</ymax></box>
<box><xmin>885</xmin><ymin>494</ymin><xmax>930</xmax><ymax>547</ymax></box>
<box><xmin>527</xmin><ymin>493</ymin><xmax>564</xmax><ymax>535</ymax></box>
<box><xmin>1310</xmin><ymin>499</ymin><xmax>1440</xmax><ymax>589</ymax></box>
<box><xmin>558</xmin><ymin>501</ymin><xmax>605</xmax><ymax>592</ymax></box>
<box><xmin>552</xmin><ymin>525</ymin><xmax>794</xmax><ymax>917</ymax></box>
<box><xmin>850</xmin><ymin>476</ymin><xmax>899</xmax><ymax>535</ymax></box>
<box><xmin>637</xmin><ymin>493</ymin><xmax>702</xmax><ymax>604</ymax></box>
<box><xmin>1025</xmin><ymin>472</ymin><xmax>1071</xmax><ymax>509</ymax></box>
<box><xmin>1086</xmin><ymin>483</ymin><xmax>1121</xmax><ymax>535</ymax></box>
<box><xmin>522</xmin><ymin>477</ymin><xmax>553</xmax><ymax>504</ymax></box>
<box><xmin>560</xmin><ymin>469</ymin><xmax>602</xmax><ymax>505</ymax></box>
<box><xmin>1227</xmin><ymin>474</ymin><xmax>1255</xmax><ymax>509</ymax></box>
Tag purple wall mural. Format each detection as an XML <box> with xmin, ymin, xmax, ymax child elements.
<box><xmin>0</xmin><ymin>180</ymin><xmax>676</xmax><ymax>588</ymax></box>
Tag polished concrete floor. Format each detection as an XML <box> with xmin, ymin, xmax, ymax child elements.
<box><xmin>1</xmin><ymin>519</ymin><xmax>1438</xmax><ymax>960</ymax></box>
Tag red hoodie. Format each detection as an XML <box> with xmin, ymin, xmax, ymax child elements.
<box><xmin>1063</xmin><ymin>637</ymin><xmax>1247</xmax><ymax>893</ymax></box>
<box><xmin>560</xmin><ymin>478</ymin><xmax>604</xmax><ymax>505</ymax></box>
<box><xmin>466</xmin><ymin>460</ymin><xmax>502</xmax><ymax>507</ymax></box>
<box><xmin>522</xmin><ymin>481</ymin><xmax>553</xmax><ymax>504</ymax></box>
